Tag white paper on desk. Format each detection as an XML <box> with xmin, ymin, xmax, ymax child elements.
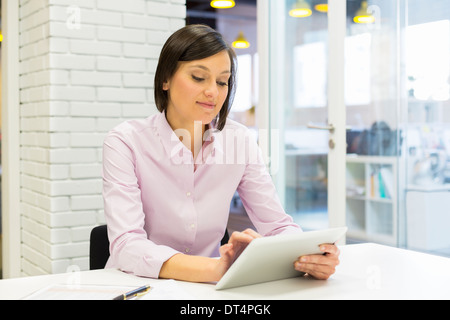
<box><xmin>25</xmin><ymin>284</ymin><xmax>137</xmax><ymax>300</ymax></box>
<box><xmin>138</xmin><ymin>280</ymin><xmax>193</xmax><ymax>300</ymax></box>
<box><xmin>24</xmin><ymin>280</ymin><xmax>194</xmax><ymax>300</ymax></box>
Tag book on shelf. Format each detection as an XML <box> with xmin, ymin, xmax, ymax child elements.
<box><xmin>370</xmin><ymin>166</ymin><xmax>393</xmax><ymax>200</ymax></box>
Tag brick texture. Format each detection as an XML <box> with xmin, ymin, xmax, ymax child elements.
<box><xmin>19</xmin><ymin>0</ymin><xmax>186</xmax><ymax>275</ymax></box>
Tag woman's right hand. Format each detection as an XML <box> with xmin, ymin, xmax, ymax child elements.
<box><xmin>214</xmin><ymin>229</ymin><xmax>261</xmax><ymax>280</ymax></box>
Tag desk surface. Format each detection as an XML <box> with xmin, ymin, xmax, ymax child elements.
<box><xmin>1</xmin><ymin>243</ymin><xmax>450</xmax><ymax>300</ymax></box>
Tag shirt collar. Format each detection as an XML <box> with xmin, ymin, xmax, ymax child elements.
<box><xmin>155</xmin><ymin>111</ymin><xmax>224</xmax><ymax>164</ymax></box>
<box><xmin>155</xmin><ymin>111</ymin><xmax>187</xmax><ymax>163</ymax></box>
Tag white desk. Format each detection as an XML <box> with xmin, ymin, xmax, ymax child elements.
<box><xmin>1</xmin><ymin>243</ymin><xmax>450</xmax><ymax>300</ymax></box>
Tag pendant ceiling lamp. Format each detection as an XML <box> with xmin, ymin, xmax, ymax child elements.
<box><xmin>210</xmin><ymin>0</ymin><xmax>235</xmax><ymax>9</ymax></box>
<box><xmin>289</xmin><ymin>0</ymin><xmax>312</xmax><ymax>18</ymax></box>
<box><xmin>354</xmin><ymin>1</ymin><xmax>375</xmax><ymax>24</ymax></box>
<box><xmin>314</xmin><ymin>2</ymin><xmax>328</xmax><ymax>13</ymax></box>
<box><xmin>232</xmin><ymin>31</ymin><xmax>250</xmax><ymax>49</ymax></box>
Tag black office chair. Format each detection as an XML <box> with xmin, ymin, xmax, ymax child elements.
<box><xmin>89</xmin><ymin>224</ymin><xmax>230</xmax><ymax>270</ymax></box>
<box><xmin>89</xmin><ymin>225</ymin><xmax>110</xmax><ymax>270</ymax></box>
<box><xmin>221</xmin><ymin>229</ymin><xmax>230</xmax><ymax>245</ymax></box>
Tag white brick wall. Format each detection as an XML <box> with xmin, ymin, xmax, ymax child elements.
<box><xmin>19</xmin><ymin>0</ymin><xmax>186</xmax><ymax>276</ymax></box>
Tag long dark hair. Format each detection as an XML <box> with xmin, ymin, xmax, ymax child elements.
<box><xmin>154</xmin><ymin>24</ymin><xmax>237</xmax><ymax>131</ymax></box>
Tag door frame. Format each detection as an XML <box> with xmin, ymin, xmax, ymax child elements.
<box><xmin>327</xmin><ymin>0</ymin><xmax>347</xmax><ymax>229</ymax></box>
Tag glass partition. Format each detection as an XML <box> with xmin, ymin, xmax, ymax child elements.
<box><xmin>344</xmin><ymin>0</ymin><xmax>403</xmax><ymax>246</ymax></box>
<box><xmin>266</xmin><ymin>0</ymin><xmax>450</xmax><ymax>257</ymax></box>
<box><xmin>268</xmin><ymin>0</ymin><xmax>330</xmax><ymax>231</ymax></box>
<box><xmin>402</xmin><ymin>0</ymin><xmax>450</xmax><ymax>257</ymax></box>
<box><xmin>267</xmin><ymin>0</ymin><xmax>405</xmax><ymax>235</ymax></box>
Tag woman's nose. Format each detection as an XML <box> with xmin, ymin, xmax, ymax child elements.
<box><xmin>204</xmin><ymin>81</ymin><xmax>219</xmax><ymax>98</ymax></box>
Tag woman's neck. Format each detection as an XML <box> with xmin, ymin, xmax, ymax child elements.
<box><xmin>165</xmin><ymin>112</ymin><xmax>206</xmax><ymax>159</ymax></box>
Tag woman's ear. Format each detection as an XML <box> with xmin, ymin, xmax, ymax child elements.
<box><xmin>163</xmin><ymin>81</ymin><xmax>170</xmax><ymax>91</ymax></box>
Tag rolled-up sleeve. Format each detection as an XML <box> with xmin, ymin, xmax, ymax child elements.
<box><xmin>102</xmin><ymin>131</ymin><xmax>179</xmax><ymax>278</ymax></box>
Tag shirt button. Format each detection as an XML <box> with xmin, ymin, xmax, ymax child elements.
<box><xmin>190</xmin><ymin>223</ymin><xmax>195</xmax><ymax>229</ymax></box>
<box><xmin>185</xmin><ymin>248</ymin><xmax>190</xmax><ymax>253</ymax></box>
<box><xmin>186</xmin><ymin>191</ymin><xmax>191</xmax><ymax>197</ymax></box>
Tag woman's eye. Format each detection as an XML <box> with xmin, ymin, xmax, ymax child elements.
<box><xmin>192</xmin><ymin>75</ymin><xmax>204</xmax><ymax>82</ymax></box>
<box><xmin>192</xmin><ymin>75</ymin><xmax>228</xmax><ymax>87</ymax></box>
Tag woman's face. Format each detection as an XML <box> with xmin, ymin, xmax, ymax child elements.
<box><xmin>163</xmin><ymin>50</ymin><xmax>231</xmax><ymax>131</ymax></box>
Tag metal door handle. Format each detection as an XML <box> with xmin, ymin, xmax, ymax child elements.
<box><xmin>307</xmin><ymin>123</ymin><xmax>352</xmax><ymax>132</ymax></box>
<box><xmin>307</xmin><ymin>123</ymin><xmax>335</xmax><ymax>133</ymax></box>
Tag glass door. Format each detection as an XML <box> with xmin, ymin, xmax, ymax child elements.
<box><xmin>344</xmin><ymin>0</ymin><xmax>404</xmax><ymax>246</ymax></box>
<box><xmin>265</xmin><ymin>0</ymin><xmax>346</xmax><ymax>231</ymax></box>
<box><xmin>265</xmin><ymin>0</ymin><xmax>404</xmax><ymax>241</ymax></box>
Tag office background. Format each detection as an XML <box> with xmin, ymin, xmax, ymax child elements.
<box><xmin>1</xmin><ymin>0</ymin><xmax>449</xmax><ymax>279</ymax></box>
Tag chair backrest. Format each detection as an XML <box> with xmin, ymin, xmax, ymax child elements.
<box><xmin>89</xmin><ymin>225</ymin><xmax>110</xmax><ymax>270</ymax></box>
<box><xmin>221</xmin><ymin>229</ymin><xmax>229</xmax><ymax>246</ymax></box>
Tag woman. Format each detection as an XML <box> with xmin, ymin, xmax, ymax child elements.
<box><xmin>102</xmin><ymin>24</ymin><xmax>340</xmax><ymax>283</ymax></box>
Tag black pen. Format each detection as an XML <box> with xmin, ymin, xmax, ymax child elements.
<box><xmin>113</xmin><ymin>285</ymin><xmax>152</xmax><ymax>300</ymax></box>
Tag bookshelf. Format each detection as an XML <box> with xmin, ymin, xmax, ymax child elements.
<box><xmin>346</xmin><ymin>155</ymin><xmax>397</xmax><ymax>245</ymax></box>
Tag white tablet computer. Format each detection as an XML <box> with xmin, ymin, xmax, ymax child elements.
<box><xmin>215</xmin><ymin>227</ymin><xmax>347</xmax><ymax>290</ymax></box>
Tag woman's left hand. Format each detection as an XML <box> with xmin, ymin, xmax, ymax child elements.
<box><xmin>294</xmin><ymin>244</ymin><xmax>340</xmax><ymax>280</ymax></box>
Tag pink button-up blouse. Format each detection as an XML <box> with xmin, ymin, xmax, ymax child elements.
<box><xmin>102</xmin><ymin>111</ymin><xmax>301</xmax><ymax>278</ymax></box>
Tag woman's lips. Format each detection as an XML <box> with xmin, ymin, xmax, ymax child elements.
<box><xmin>197</xmin><ymin>101</ymin><xmax>215</xmax><ymax>109</ymax></box>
